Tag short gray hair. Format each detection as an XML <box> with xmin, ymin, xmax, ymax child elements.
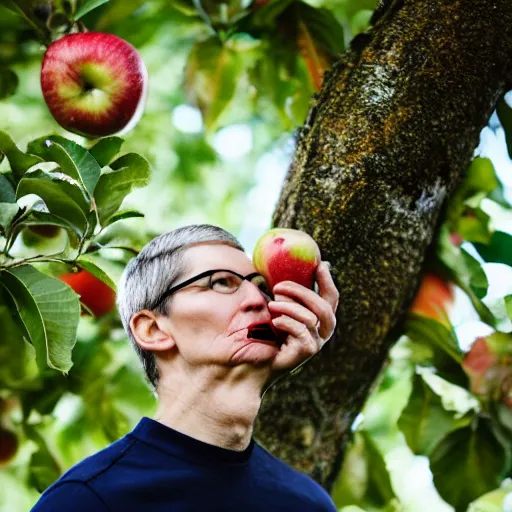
<box><xmin>117</xmin><ymin>224</ymin><xmax>244</xmax><ymax>391</ymax></box>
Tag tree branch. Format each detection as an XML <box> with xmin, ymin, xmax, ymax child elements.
<box><xmin>254</xmin><ymin>0</ymin><xmax>512</xmax><ymax>491</ymax></box>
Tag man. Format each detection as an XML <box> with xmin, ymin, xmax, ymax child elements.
<box><xmin>32</xmin><ymin>224</ymin><xmax>339</xmax><ymax>511</ymax></box>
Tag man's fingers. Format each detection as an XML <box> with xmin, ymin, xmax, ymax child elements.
<box><xmin>315</xmin><ymin>261</ymin><xmax>340</xmax><ymax>311</ymax></box>
<box><xmin>271</xmin><ymin>314</ymin><xmax>319</xmax><ymax>351</ymax></box>
<box><xmin>272</xmin><ymin>282</ymin><xmax>336</xmax><ymax>338</ymax></box>
<box><xmin>268</xmin><ymin>300</ymin><xmax>318</xmax><ymax>330</ymax></box>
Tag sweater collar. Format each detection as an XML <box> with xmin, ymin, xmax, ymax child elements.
<box><xmin>131</xmin><ymin>417</ymin><xmax>255</xmax><ymax>466</ymax></box>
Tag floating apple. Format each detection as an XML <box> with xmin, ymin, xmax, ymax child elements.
<box><xmin>59</xmin><ymin>269</ymin><xmax>116</xmax><ymax>317</ymax></box>
<box><xmin>252</xmin><ymin>228</ymin><xmax>321</xmax><ymax>290</ymax></box>
<box><xmin>409</xmin><ymin>273</ymin><xmax>454</xmax><ymax>327</ymax></box>
<box><xmin>41</xmin><ymin>32</ymin><xmax>148</xmax><ymax>138</ymax></box>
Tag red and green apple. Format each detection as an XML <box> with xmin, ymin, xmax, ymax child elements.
<box><xmin>41</xmin><ymin>32</ymin><xmax>148</xmax><ymax>138</ymax></box>
<box><xmin>252</xmin><ymin>228</ymin><xmax>321</xmax><ymax>290</ymax></box>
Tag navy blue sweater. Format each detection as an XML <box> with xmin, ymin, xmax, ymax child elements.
<box><xmin>31</xmin><ymin>417</ymin><xmax>338</xmax><ymax>511</ymax></box>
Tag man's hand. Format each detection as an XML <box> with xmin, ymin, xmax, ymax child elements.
<box><xmin>267</xmin><ymin>261</ymin><xmax>339</xmax><ymax>376</ymax></box>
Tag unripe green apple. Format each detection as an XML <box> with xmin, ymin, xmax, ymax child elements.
<box><xmin>252</xmin><ymin>228</ymin><xmax>321</xmax><ymax>290</ymax></box>
<box><xmin>41</xmin><ymin>32</ymin><xmax>148</xmax><ymax>138</ymax></box>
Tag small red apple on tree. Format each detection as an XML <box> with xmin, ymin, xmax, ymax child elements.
<box><xmin>252</xmin><ymin>228</ymin><xmax>321</xmax><ymax>290</ymax></box>
<box><xmin>59</xmin><ymin>269</ymin><xmax>116</xmax><ymax>317</ymax></box>
<box><xmin>41</xmin><ymin>32</ymin><xmax>148</xmax><ymax>138</ymax></box>
<box><xmin>409</xmin><ymin>273</ymin><xmax>454</xmax><ymax>327</ymax></box>
<box><xmin>463</xmin><ymin>335</ymin><xmax>512</xmax><ymax>408</ymax></box>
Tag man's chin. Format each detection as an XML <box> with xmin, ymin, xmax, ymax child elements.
<box><xmin>229</xmin><ymin>340</ymin><xmax>279</xmax><ymax>366</ymax></box>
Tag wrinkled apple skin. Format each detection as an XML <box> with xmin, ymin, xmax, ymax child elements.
<box><xmin>41</xmin><ymin>32</ymin><xmax>148</xmax><ymax>138</ymax></box>
<box><xmin>253</xmin><ymin>228</ymin><xmax>321</xmax><ymax>290</ymax></box>
<box><xmin>59</xmin><ymin>269</ymin><xmax>116</xmax><ymax>317</ymax></box>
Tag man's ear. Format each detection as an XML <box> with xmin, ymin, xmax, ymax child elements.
<box><xmin>130</xmin><ymin>310</ymin><xmax>175</xmax><ymax>352</ymax></box>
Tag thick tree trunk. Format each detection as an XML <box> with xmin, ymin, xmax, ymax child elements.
<box><xmin>253</xmin><ymin>0</ymin><xmax>512</xmax><ymax>491</ymax></box>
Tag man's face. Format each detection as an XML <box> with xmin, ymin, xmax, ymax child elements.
<box><xmin>160</xmin><ymin>243</ymin><xmax>280</xmax><ymax>371</ymax></box>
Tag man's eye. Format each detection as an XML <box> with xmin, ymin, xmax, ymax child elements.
<box><xmin>211</xmin><ymin>275</ymin><xmax>239</xmax><ymax>292</ymax></box>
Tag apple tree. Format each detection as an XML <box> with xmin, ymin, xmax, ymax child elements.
<box><xmin>1</xmin><ymin>1</ymin><xmax>512</xmax><ymax>511</ymax></box>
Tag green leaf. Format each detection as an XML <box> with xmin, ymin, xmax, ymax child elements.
<box><xmin>465</xmin><ymin>158</ymin><xmax>500</xmax><ymax>194</ymax></box>
<box><xmin>89</xmin><ymin>136</ymin><xmax>124</xmax><ymax>167</ymax></box>
<box><xmin>474</xmin><ymin>231</ymin><xmax>512</xmax><ymax>267</ymax></box>
<box><xmin>0</xmin><ymin>173</ymin><xmax>16</xmax><ymax>202</ymax></box>
<box><xmin>251</xmin><ymin>0</ymin><xmax>295</xmax><ymax>26</ymax></box>
<box><xmin>94</xmin><ymin>222</ymin><xmax>150</xmax><ymax>253</ymax></box>
<box><xmin>104</xmin><ymin>209</ymin><xmax>144</xmax><ymax>226</ymax></box>
<box><xmin>74</xmin><ymin>0</ymin><xmax>109</xmax><ymax>20</ymax></box>
<box><xmin>185</xmin><ymin>37</ymin><xmax>244</xmax><ymax>129</ymax></box>
<box><xmin>398</xmin><ymin>374</ymin><xmax>472</xmax><ymax>456</ymax></box>
<box><xmin>406</xmin><ymin>315</ymin><xmax>463</xmax><ymax>364</ymax></box>
<box><xmin>110</xmin><ymin>365</ymin><xmax>156</xmax><ymax>413</ymax></box>
<box><xmin>350</xmin><ymin>9</ymin><xmax>374</xmax><ymax>36</ymax></box>
<box><xmin>93</xmin><ymin>153</ymin><xmax>150</xmax><ymax>225</ymax></box>
<box><xmin>430</xmin><ymin>421</ymin><xmax>506</xmax><ymax>512</ymax></box>
<box><xmin>0</xmin><ymin>130</ymin><xmax>43</xmax><ymax>181</ymax></box>
<box><xmin>296</xmin><ymin>2</ymin><xmax>345</xmax><ymax>55</ymax></box>
<box><xmin>505</xmin><ymin>295</ymin><xmax>512</xmax><ymax>322</ymax></box>
<box><xmin>445</xmin><ymin>157</ymin><xmax>502</xmax><ymax>241</ymax></box>
<box><xmin>468</xmin><ymin>479</ymin><xmax>512</xmax><ymax>512</ymax></box>
<box><xmin>437</xmin><ymin>225</ymin><xmax>495</xmax><ymax>327</ymax></box>
<box><xmin>457</xmin><ymin>206</ymin><xmax>492</xmax><ymax>244</ymax></box>
<box><xmin>460</xmin><ymin>247</ymin><xmax>489</xmax><ymax>299</ymax></box>
<box><xmin>27</xmin><ymin>135</ymin><xmax>101</xmax><ymax>196</ymax></box>
<box><xmin>497</xmin><ymin>95</ymin><xmax>512</xmax><ymax>159</ymax></box>
<box><xmin>0</xmin><ymin>265</ymin><xmax>80</xmax><ymax>373</ymax></box>
<box><xmin>360</xmin><ymin>432</ymin><xmax>396</xmax><ymax>507</ymax></box>
<box><xmin>16</xmin><ymin>169</ymin><xmax>89</xmax><ymax>234</ymax></box>
<box><xmin>76</xmin><ymin>255</ymin><xmax>117</xmax><ymax>291</ymax></box>
<box><xmin>24</xmin><ymin>424</ymin><xmax>61</xmax><ymax>492</ymax></box>
<box><xmin>0</xmin><ymin>289</ymin><xmax>38</xmax><ymax>388</ymax></box>
<box><xmin>0</xmin><ymin>203</ymin><xmax>19</xmax><ymax>232</ymax></box>
<box><xmin>0</xmin><ymin>67</ymin><xmax>18</xmax><ymax>99</ymax></box>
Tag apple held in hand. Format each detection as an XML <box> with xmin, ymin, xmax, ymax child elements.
<box><xmin>59</xmin><ymin>269</ymin><xmax>116</xmax><ymax>317</ymax></box>
<box><xmin>253</xmin><ymin>228</ymin><xmax>321</xmax><ymax>290</ymax></box>
<box><xmin>41</xmin><ymin>32</ymin><xmax>148</xmax><ymax>138</ymax></box>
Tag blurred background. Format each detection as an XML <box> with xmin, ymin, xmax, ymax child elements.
<box><xmin>1</xmin><ymin>1</ymin><xmax>512</xmax><ymax>510</ymax></box>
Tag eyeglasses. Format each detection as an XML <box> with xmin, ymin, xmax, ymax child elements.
<box><xmin>151</xmin><ymin>269</ymin><xmax>273</xmax><ymax>310</ymax></box>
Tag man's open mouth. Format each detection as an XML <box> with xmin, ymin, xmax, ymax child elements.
<box><xmin>247</xmin><ymin>323</ymin><xmax>278</xmax><ymax>343</ymax></box>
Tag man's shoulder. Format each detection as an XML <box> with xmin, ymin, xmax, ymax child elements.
<box><xmin>252</xmin><ymin>443</ymin><xmax>337</xmax><ymax>510</ymax></box>
<box><xmin>54</xmin><ymin>433</ymin><xmax>137</xmax><ymax>484</ymax></box>
<box><xmin>31</xmin><ymin>434</ymin><xmax>138</xmax><ymax>511</ymax></box>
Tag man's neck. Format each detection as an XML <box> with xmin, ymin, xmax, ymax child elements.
<box><xmin>154</xmin><ymin>367</ymin><xmax>267</xmax><ymax>451</ymax></box>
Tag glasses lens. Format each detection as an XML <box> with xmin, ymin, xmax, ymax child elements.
<box><xmin>250</xmin><ymin>274</ymin><xmax>273</xmax><ymax>300</ymax></box>
<box><xmin>209</xmin><ymin>271</ymin><xmax>243</xmax><ymax>294</ymax></box>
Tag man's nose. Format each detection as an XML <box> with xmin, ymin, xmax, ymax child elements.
<box><xmin>238</xmin><ymin>279</ymin><xmax>269</xmax><ymax>311</ymax></box>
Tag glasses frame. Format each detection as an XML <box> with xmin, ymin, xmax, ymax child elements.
<box><xmin>151</xmin><ymin>268</ymin><xmax>273</xmax><ymax>311</ymax></box>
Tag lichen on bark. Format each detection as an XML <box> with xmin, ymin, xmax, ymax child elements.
<box><xmin>254</xmin><ymin>0</ymin><xmax>512</xmax><ymax>491</ymax></box>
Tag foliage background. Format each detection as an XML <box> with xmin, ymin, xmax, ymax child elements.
<box><xmin>0</xmin><ymin>1</ymin><xmax>512</xmax><ymax>511</ymax></box>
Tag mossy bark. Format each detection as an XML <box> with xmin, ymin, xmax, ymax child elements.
<box><xmin>253</xmin><ymin>0</ymin><xmax>512</xmax><ymax>492</ymax></box>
